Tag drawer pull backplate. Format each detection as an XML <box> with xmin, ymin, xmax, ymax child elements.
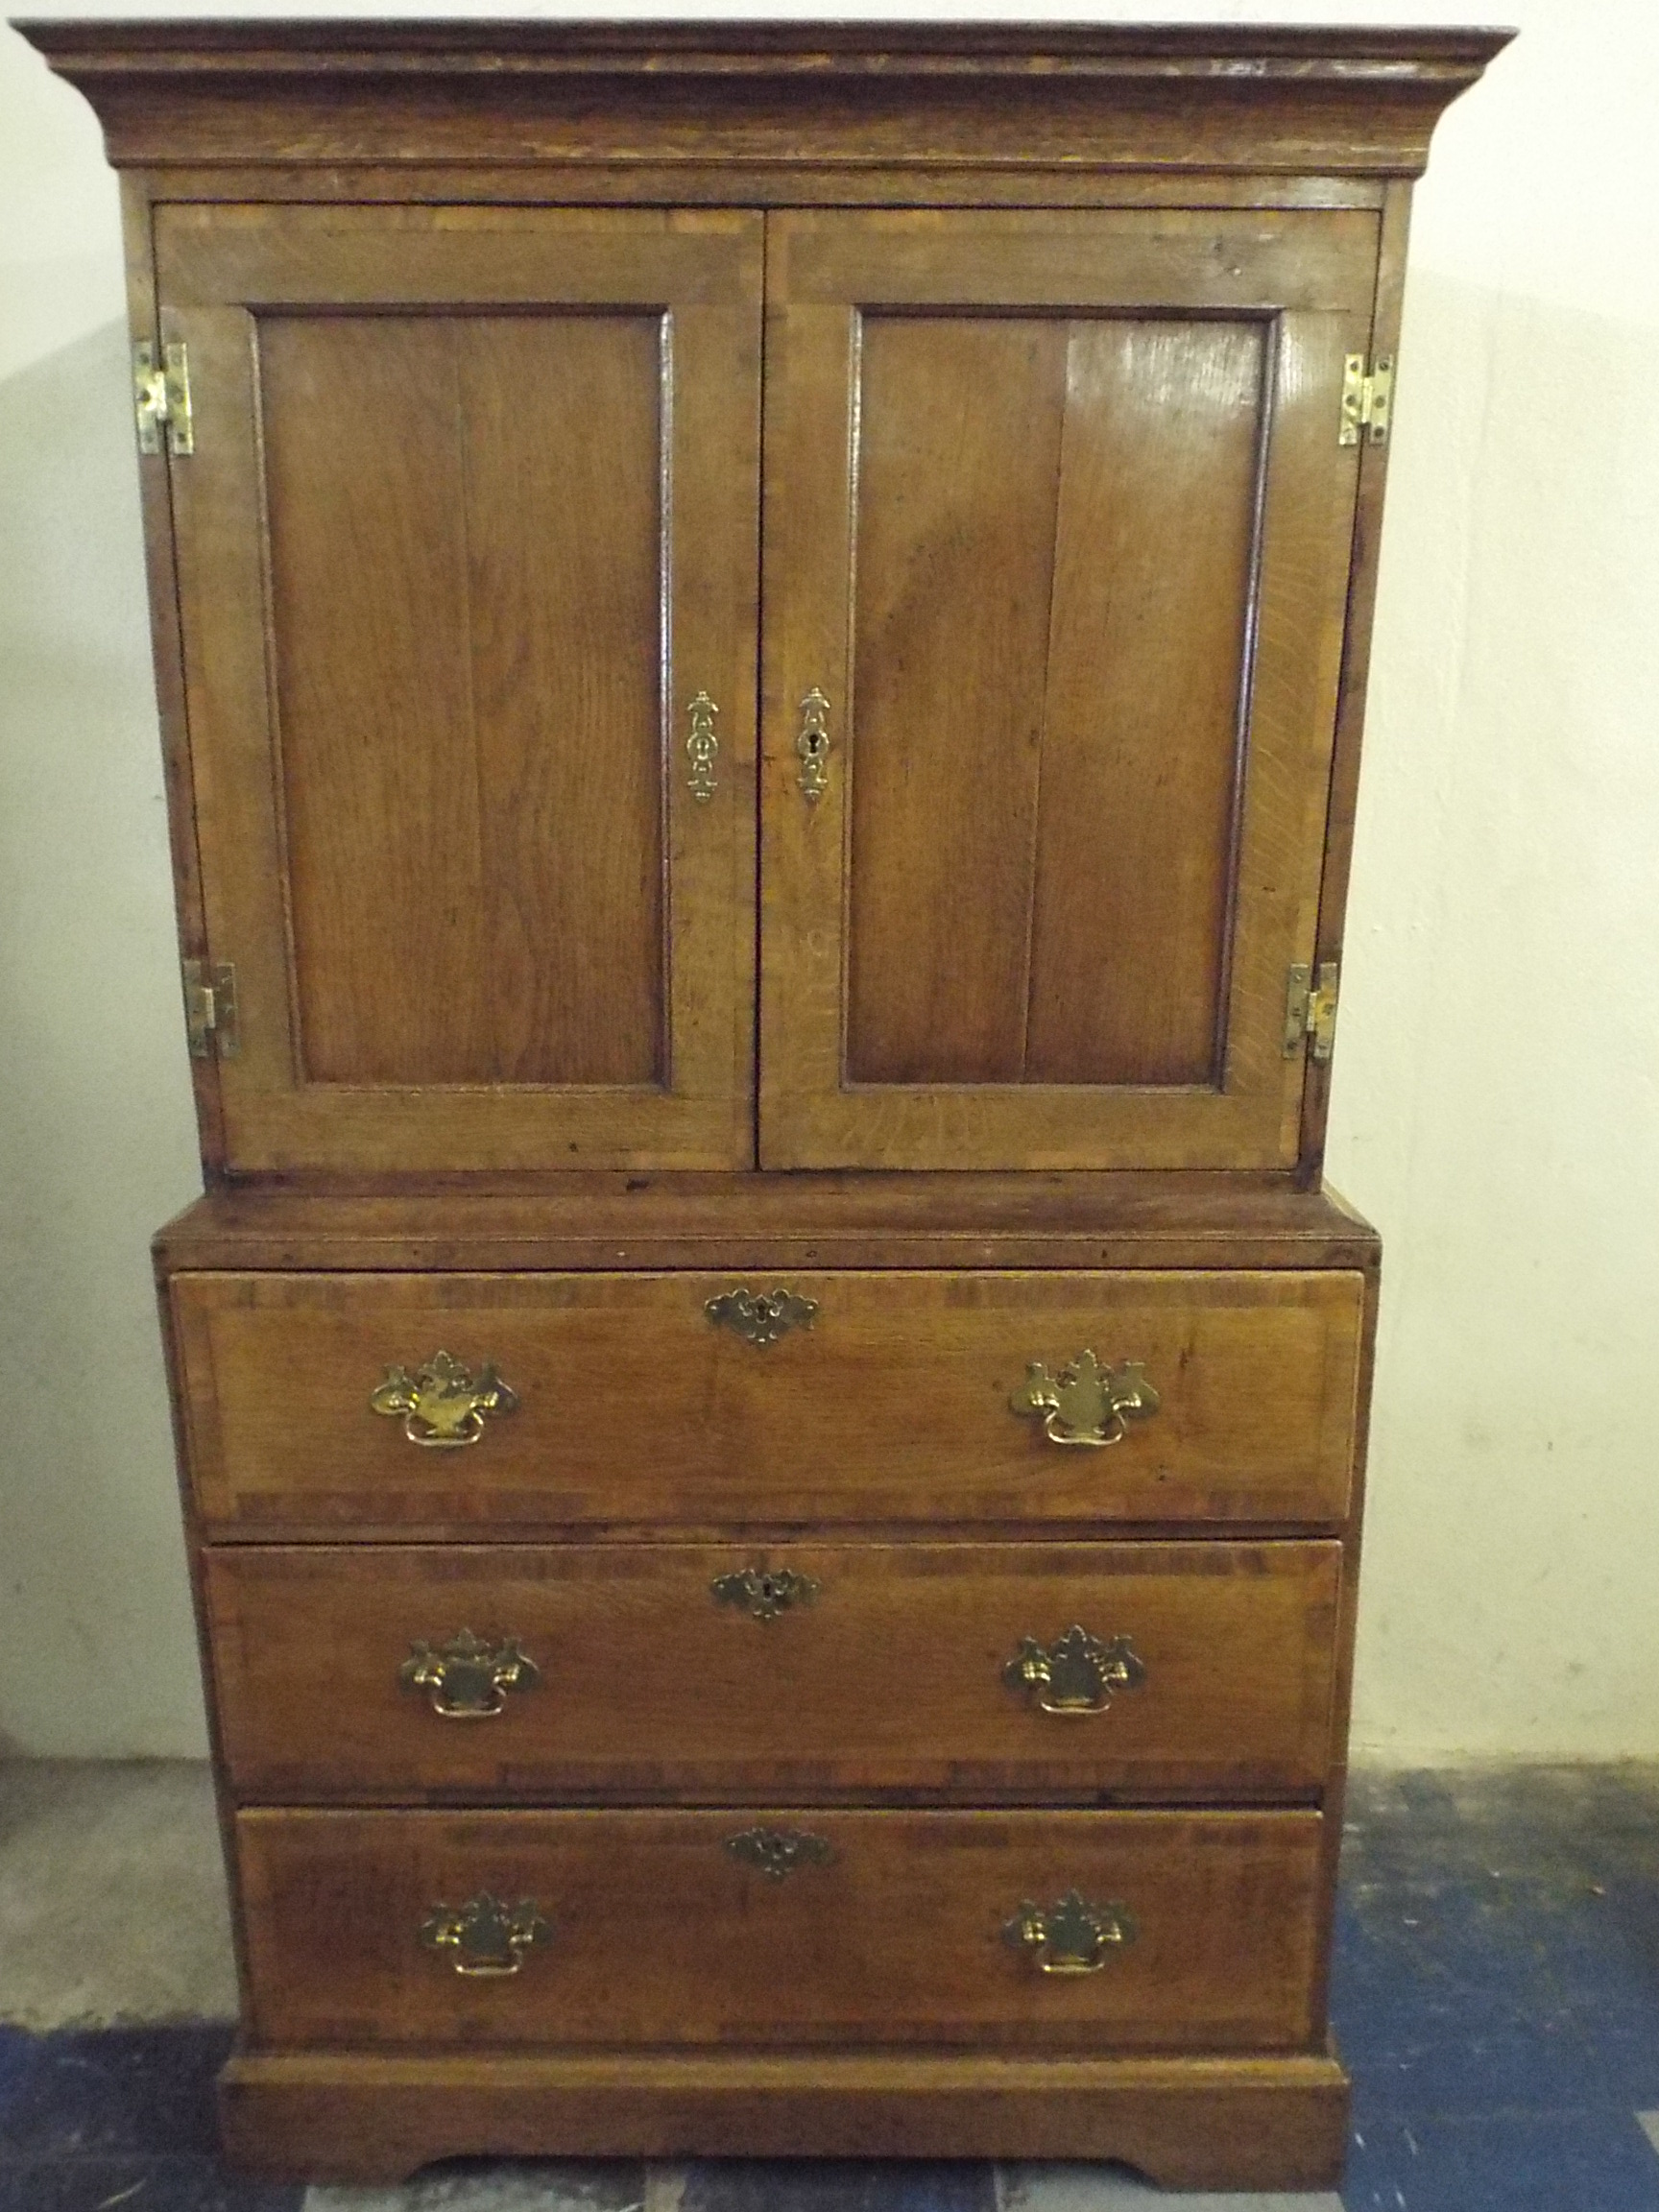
<box><xmin>420</xmin><ymin>1892</ymin><xmax>551</xmax><ymax>1978</ymax></box>
<box><xmin>1003</xmin><ymin>1625</ymin><xmax>1146</xmax><ymax>1717</ymax></box>
<box><xmin>1003</xmin><ymin>1888</ymin><xmax>1139</xmax><ymax>1976</ymax></box>
<box><xmin>1010</xmin><ymin>1350</ymin><xmax>1160</xmax><ymax>1448</ymax></box>
<box><xmin>370</xmin><ymin>1351</ymin><xmax>517</xmax><ymax>1448</ymax></box>
<box><xmin>399</xmin><ymin>1629</ymin><xmax>541</xmax><ymax>1719</ymax></box>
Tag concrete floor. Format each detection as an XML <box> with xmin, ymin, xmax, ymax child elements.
<box><xmin>0</xmin><ymin>1759</ymin><xmax>236</xmax><ymax>2029</ymax></box>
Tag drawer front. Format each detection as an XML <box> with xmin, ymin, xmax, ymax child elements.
<box><xmin>236</xmin><ymin>1807</ymin><xmax>1324</xmax><ymax>2052</ymax></box>
<box><xmin>174</xmin><ymin>1270</ymin><xmax>1362</xmax><ymax>1530</ymax></box>
<box><xmin>206</xmin><ymin>1540</ymin><xmax>1342</xmax><ymax>1803</ymax></box>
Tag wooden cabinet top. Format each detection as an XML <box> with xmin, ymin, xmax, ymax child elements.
<box><xmin>21</xmin><ymin>19</ymin><xmax>1512</xmax><ymax>181</ymax></box>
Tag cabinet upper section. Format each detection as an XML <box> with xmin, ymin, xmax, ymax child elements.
<box><xmin>23</xmin><ymin>20</ymin><xmax>1512</xmax><ymax>186</ymax></box>
<box><xmin>22</xmin><ymin>21</ymin><xmax>1509</xmax><ymax>1184</ymax></box>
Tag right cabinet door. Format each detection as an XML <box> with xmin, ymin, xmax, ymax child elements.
<box><xmin>759</xmin><ymin>210</ymin><xmax>1376</xmax><ymax>1169</ymax></box>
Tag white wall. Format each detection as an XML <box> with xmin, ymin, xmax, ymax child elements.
<box><xmin>1</xmin><ymin>0</ymin><xmax>1654</xmax><ymax>1763</ymax></box>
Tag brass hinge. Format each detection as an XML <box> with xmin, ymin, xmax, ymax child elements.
<box><xmin>1284</xmin><ymin>961</ymin><xmax>1339</xmax><ymax>1065</ymax></box>
<box><xmin>134</xmin><ymin>340</ymin><xmax>193</xmax><ymax>456</ymax></box>
<box><xmin>1339</xmin><ymin>354</ymin><xmax>1394</xmax><ymax>448</ymax></box>
<box><xmin>182</xmin><ymin>960</ymin><xmax>238</xmax><ymax>1060</ymax></box>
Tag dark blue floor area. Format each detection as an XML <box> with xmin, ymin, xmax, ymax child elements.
<box><xmin>0</xmin><ymin>1767</ymin><xmax>1655</xmax><ymax>2210</ymax></box>
<box><xmin>1332</xmin><ymin>1766</ymin><xmax>1659</xmax><ymax>2211</ymax></box>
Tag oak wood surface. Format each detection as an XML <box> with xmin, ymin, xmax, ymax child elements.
<box><xmin>205</xmin><ymin>1538</ymin><xmax>1341</xmax><ymax>1804</ymax></box>
<box><xmin>260</xmin><ymin>310</ymin><xmax>664</xmax><ymax>1088</ymax></box>
<box><xmin>160</xmin><ymin>203</ymin><xmax>760</xmax><ymax>1171</ymax></box>
<box><xmin>21</xmin><ymin>21</ymin><xmax>1512</xmax><ymax>180</ymax></box>
<box><xmin>235</xmin><ymin>1805</ymin><xmax>1325</xmax><ymax>2051</ymax></box>
<box><xmin>172</xmin><ymin>1268</ymin><xmax>1364</xmax><ymax>1533</ymax></box>
<box><xmin>219</xmin><ymin>2045</ymin><xmax>1350</xmax><ymax>2185</ymax></box>
<box><xmin>154</xmin><ymin>1175</ymin><xmax>1382</xmax><ymax>1276</ymax></box>
<box><xmin>759</xmin><ymin>208</ymin><xmax>1372</xmax><ymax>1168</ymax></box>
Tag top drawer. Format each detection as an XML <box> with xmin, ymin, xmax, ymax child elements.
<box><xmin>171</xmin><ymin>1270</ymin><xmax>1364</xmax><ymax>1534</ymax></box>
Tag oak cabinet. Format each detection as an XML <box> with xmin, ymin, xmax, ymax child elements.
<box><xmin>26</xmin><ymin>14</ymin><xmax>1507</xmax><ymax>2193</ymax></box>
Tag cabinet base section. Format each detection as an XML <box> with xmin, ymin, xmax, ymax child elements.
<box><xmin>220</xmin><ymin>2045</ymin><xmax>1351</xmax><ymax>2188</ymax></box>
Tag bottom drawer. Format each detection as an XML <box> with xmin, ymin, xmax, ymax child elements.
<box><xmin>237</xmin><ymin>1808</ymin><xmax>1324</xmax><ymax>2053</ymax></box>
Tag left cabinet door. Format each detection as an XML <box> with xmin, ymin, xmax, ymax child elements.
<box><xmin>156</xmin><ymin>206</ymin><xmax>762</xmax><ymax>1172</ymax></box>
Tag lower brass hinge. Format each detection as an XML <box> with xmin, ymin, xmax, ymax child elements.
<box><xmin>1340</xmin><ymin>354</ymin><xmax>1394</xmax><ymax>447</ymax></box>
<box><xmin>182</xmin><ymin>960</ymin><xmax>238</xmax><ymax>1060</ymax></box>
<box><xmin>1284</xmin><ymin>961</ymin><xmax>1339</xmax><ymax>1065</ymax></box>
<box><xmin>134</xmin><ymin>340</ymin><xmax>193</xmax><ymax>456</ymax></box>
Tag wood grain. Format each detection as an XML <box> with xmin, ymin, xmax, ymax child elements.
<box><xmin>219</xmin><ymin>2045</ymin><xmax>1350</xmax><ymax>2186</ymax></box>
<box><xmin>171</xmin><ymin>1268</ymin><xmax>1364</xmax><ymax>1534</ymax></box>
<box><xmin>1025</xmin><ymin>319</ymin><xmax>1265</xmax><ymax>1086</ymax></box>
<box><xmin>23</xmin><ymin>21</ymin><xmax>1512</xmax><ymax>181</ymax></box>
<box><xmin>846</xmin><ymin>316</ymin><xmax>1066</xmax><ymax>1082</ymax></box>
<box><xmin>235</xmin><ymin>1806</ymin><xmax>1326</xmax><ymax>2052</ymax></box>
<box><xmin>152</xmin><ymin>1173</ymin><xmax>1383</xmax><ymax>1276</ymax></box>
<box><xmin>205</xmin><ymin>1538</ymin><xmax>1342</xmax><ymax>1803</ymax></box>
<box><xmin>461</xmin><ymin>314</ymin><xmax>664</xmax><ymax>1086</ymax></box>
<box><xmin>261</xmin><ymin>314</ymin><xmax>492</xmax><ymax>1085</ymax></box>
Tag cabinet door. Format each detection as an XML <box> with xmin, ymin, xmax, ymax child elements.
<box><xmin>156</xmin><ymin>207</ymin><xmax>760</xmax><ymax>1172</ymax></box>
<box><xmin>760</xmin><ymin>210</ymin><xmax>1374</xmax><ymax>1169</ymax></box>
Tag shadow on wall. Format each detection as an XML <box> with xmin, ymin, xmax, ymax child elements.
<box><xmin>0</xmin><ymin>317</ymin><xmax>205</xmax><ymax>1760</ymax></box>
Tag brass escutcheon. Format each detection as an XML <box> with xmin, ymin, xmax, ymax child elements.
<box><xmin>420</xmin><ymin>1892</ymin><xmax>551</xmax><ymax>1978</ymax></box>
<box><xmin>711</xmin><ymin>1566</ymin><xmax>820</xmax><ymax>1622</ymax></box>
<box><xmin>1003</xmin><ymin>1626</ymin><xmax>1146</xmax><ymax>1718</ymax></box>
<box><xmin>1003</xmin><ymin>1889</ymin><xmax>1138</xmax><ymax>1976</ymax></box>
<box><xmin>1010</xmin><ymin>1350</ymin><xmax>1160</xmax><ymax>1448</ymax></box>
<box><xmin>399</xmin><ymin>1630</ymin><xmax>541</xmax><ymax>1719</ymax></box>
<box><xmin>706</xmin><ymin>1286</ymin><xmax>818</xmax><ymax>1348</ymax></box>
<box><xmin>370</xmin><ymin>1351</ymin><xmax>517</xmax><ymax>1448</ymax></box>
<box><xmin>797</xmin><ymin>687</ymin><xmax>831</xmax><ymax>803</ymax></box>
<box><xmin>686</xmin><ymin>690</ymin><xmax>720</xmax><ymax>803</ymax></box>
<box><xmin>725</xmin><ymin>1827</ymin><xmax>833</xmax><ymax>1881</ymax></box>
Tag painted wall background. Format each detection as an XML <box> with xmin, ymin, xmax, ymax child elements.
<box><xmin>0</xmin><ymin>0</ymin><xmax>1654</xmax><ymax>1763</ymax></box>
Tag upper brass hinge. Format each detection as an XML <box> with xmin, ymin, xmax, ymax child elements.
<box><xmin>1340</xmin><ymin>353</ymin><xmax>1394</xmax><ymax>447</ymax></box>
<box><xmin>1284</xmin><ymin>960</ymin><xmax>1339</xmax><ymax>1066</ymax></box>
<box><xmin>134</xmin><ymin>340</ymin><xmax>193</xmax><ymax>456</ymax></box>
<box><xmin>182</xmin><ymin>960</ymin><xmax>238</xmax><ymax>1060</ymax></box>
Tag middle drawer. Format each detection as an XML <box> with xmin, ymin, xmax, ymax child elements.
<box><xmin>205</xmin><ymin>1541</ymin><xmax>1341</xmax><ymax>1803</ymax></box>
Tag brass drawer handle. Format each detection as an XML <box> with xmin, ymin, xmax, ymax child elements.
<box><xmin>1003</xmin><ymin>1889</ymin><xmax>1138</xmax><ymax>1976</ymax></box>
<box><xmin>399</xmin><ymin>1630</ymin><xmax>541</xmax><ymax>1719</ymax></box>
<box><xmin>1003</xmin><ymin>1626</ymin><xmax>1145</xmax><ymax>1717</ymax></box>
<box><xmin>726</xmin><ymin>1827</ymin><xmax>833</xmax><ymax>1881</ymax></box>
<box><xmin>420</xmin><ymin>1892</ymin><xmax>551</xmax><ymax>1978</ymax></box>
<box><xmin>712</xmin><ymin>1566</ymin><xmax>820</xmax><ymax>1621</ymax></box>
<box><xmin>1010</xmin><ymin>1350</ymin><xmax>1159</xmax><ymax>1448</ymax></box>
<box><xmin>706</xmin><ymin>1286</ymin><xmax>818</xmax><ymax>1347</ymax></box>
<box><xmin>370</xmin><ymin>1351</ymin><xmax>517</xmax><ymax>1448</ymax></box>
<box><xmin>798</xmin><ymin>686</ymin><xmax>831</xmax><ymax>803</ymax></box>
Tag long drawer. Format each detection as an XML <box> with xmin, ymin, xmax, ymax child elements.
<box><xmin>236</xmin><ymin>1808</ymin><xmax>1325</xmax><ymax>2052</ymax></box>
<box><xmin>206</xmin><ymin>1540</ymin><xmax>1341</xmax><ymax>1803</ymax></box>
<box><xmin>173</xmin><ymin>1270</ymin><xmax>1363</xmax><ymax>1531</ymax></box>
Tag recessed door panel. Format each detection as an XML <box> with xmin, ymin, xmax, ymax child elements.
<box><xmin>760</xmin><ymin>209</ymin><xmax>1376</xmax><ymax>1168</ymax></box>
<box><xmin>158</xmin><ymin>206</ymin><xmax>761</xmax><ymax>1171</ymax></box>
